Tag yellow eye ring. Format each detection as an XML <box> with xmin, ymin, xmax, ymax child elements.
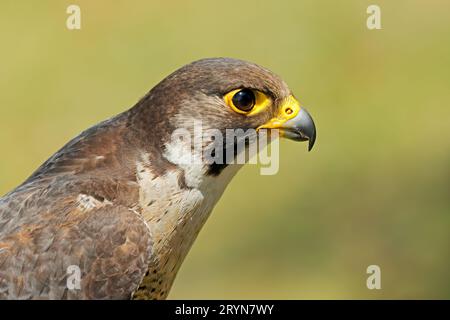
<box><xmin>224</xmin><ymin>89</ymin><xmax>271</xmax><ymax>116</ymax></box>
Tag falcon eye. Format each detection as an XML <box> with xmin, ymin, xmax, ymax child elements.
<box><xmin>231</xmin><ymin>89</ymin><xmax>255</xmax><ymax>112</ymax></box>
<box><xmin>224</xmin><ymin>89</ymin><xmax>271</xmax><ymax>116</ymax></box>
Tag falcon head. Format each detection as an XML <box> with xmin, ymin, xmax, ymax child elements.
<box><xmin>132</xmin><ymin>57</ymin><xmax>316</xmax><ymax>180</ymax></box>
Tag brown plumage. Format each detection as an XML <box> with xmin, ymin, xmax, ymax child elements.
<box><xmin>0</xmin><ymin>58</ymin><xmax>316</xmax><ymax>299</ymax></box>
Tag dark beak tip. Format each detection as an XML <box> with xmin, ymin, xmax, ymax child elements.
<box><xmin>307</xmin><ymin>131</ymin><xmax>316</xmax><ymax>152</ymax></box>
<box><xmin>303</xmin><ymin>109</ymin><xmax>316</xmax><ymax>152</ymax></box>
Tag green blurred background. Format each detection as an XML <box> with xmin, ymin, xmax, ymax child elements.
<box><xmin>1</xmin><ymin>0</ymin><xmax>449</xmax><ymax>299</ymax></box>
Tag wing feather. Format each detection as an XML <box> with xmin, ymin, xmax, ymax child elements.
<box><xmin>0</xmin><ymin>189</ymin><xmax>152</xmax><ymax>300</ymax></box>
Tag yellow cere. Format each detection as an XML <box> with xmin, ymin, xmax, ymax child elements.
<box><xmin>257</xmin><ymin>95</ymin><xmax>301</xmax><ymax>130</ymax></box>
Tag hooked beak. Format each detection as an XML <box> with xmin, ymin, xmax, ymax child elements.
<box><xmin>280</xmin><ymin>108</ymin><xmax>316</xmax><ymax>151</ymax></box>
<box><xmin>257</xmin><ymin>96</ymin><xmax>317</xmax><ymax>151</ymax></box>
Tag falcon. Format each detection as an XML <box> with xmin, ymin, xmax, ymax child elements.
<box><xmin>0</xmin><ymin>58</ymin><xmax>316</xmax><ymax>299</ymax></box>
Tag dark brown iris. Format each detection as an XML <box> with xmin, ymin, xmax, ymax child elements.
<box><xmin>232</xmin><ymin>89</ymin><xmax>255</xmax><ymax>112</ymax></box>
